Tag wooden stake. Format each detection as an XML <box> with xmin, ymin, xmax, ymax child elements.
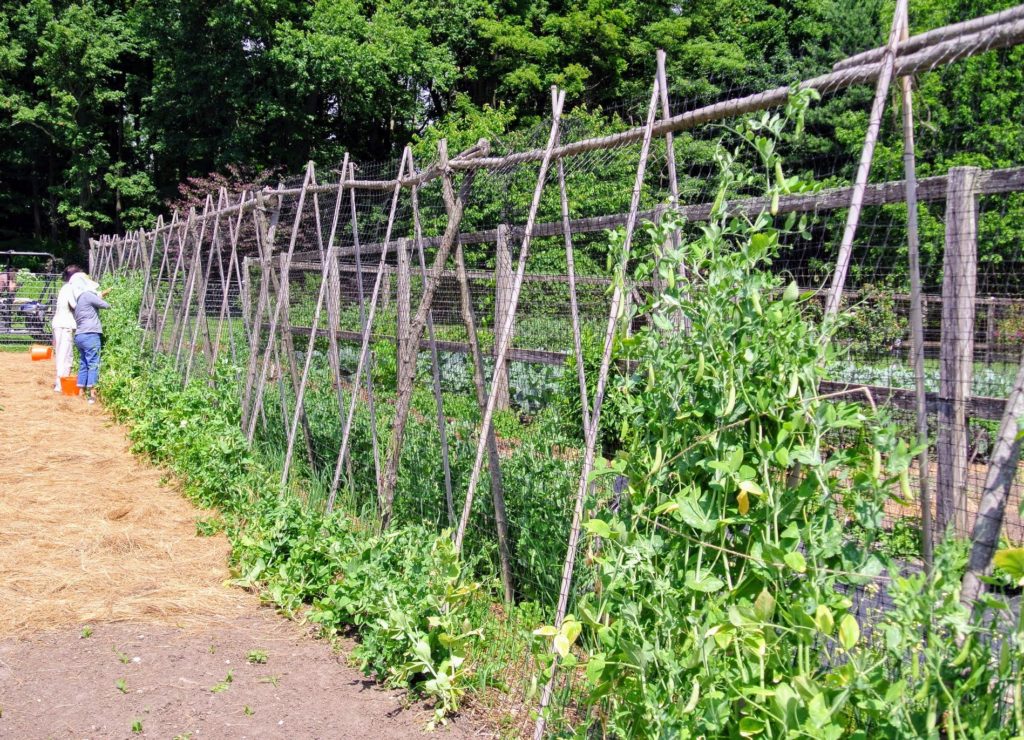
<box><xmin>154</xmin><ymin>211</ymin><xmax>188</xmax><ymax>353</ymax></box>
<box><xmin>316</xmin><ymin>159</ymin><xmax>356</xmax><ymax>496</ymax></box>
<box><xmin>454</xmin><ymin>232</ymin><xmax>515</xmax><ymax>602</ymax></box>
<box><xmin>534</xmin><ymin>76</ymin><xmax>659</xmax><ymax>740</ymax></box>
<box><xmin>171</xmin><ymin>201</ymin><xmax>212</xmax><ymax>369</ymax></box>
<box><xmin>897</xmin><ymin>9</ymin><xmax>934</xmax><ymax>570</ymax></box>
<box><xmin>373</xmin><ymin>142</ymin><xmax>484</xmax><ymax>523</ymax></box>
<box><xmin>960</xmin><ymin>348</ymin><xmax>1024</xmax><ymax>606</ymax></box>
<box><xmin>346</xmin><ymin>159</ymin><xmax>383</xmax><ymax>494</ymax></box>
<box><xmin>212</xmin><ymin>191</ymin><xmax>248</xmax><ymax>368</ymax></box>
<box><xmin>824</xmin><ymin>0</ymin><xmax>908</xmax><ymax>317</ymax></box>
<box><xmin>492</xmin><ymin>224</ymin><xmax>513</xmax><ymax>410</ymax></box>
<box><xmin>245</xmin><ymin>166</ymin><xmax>315</xmax><ymax>446</ymax></box>
<box><xmin>327</xmin><ymin>153</ymin><xmax>411</xmax><ymax>513</ymax></box>
<box><xmin>454</xmin><ymin>94</ymin><xmax>565</xmax><ymax>554</ymax></box>
<box><xmin>281</xmin><ymin>243</ymin><xmax>336</xmax><ymax>484</ymax></box>
<box><xmin>408</xmin><ymin>150</ymin><xmax>457</xmax><ymax>527</ymax></box>
<box><xmin>555</xmin><ymin>93</ymin><xmax>592</xmax><ymax>438</ymax></box>
<box><xmin>185</xmin><ymin>192</ymin><xmax>226</xmax><ymax>383</ymax></box>
<box><xmin>240</xmin><ymin>192</ymin><xmax>280</xmax><ymax>435</ymax></box>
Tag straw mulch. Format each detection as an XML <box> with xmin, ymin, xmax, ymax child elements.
<box><xmin>0</xmin><ymin>351</ymin><xmax>254</xmax><ymax>634</ymax></box>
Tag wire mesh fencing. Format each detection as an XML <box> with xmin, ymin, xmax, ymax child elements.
<box><xmin>89</xmin><ymin>4</ymin><xmax>1024</xmax><ymax>735</ymax></box>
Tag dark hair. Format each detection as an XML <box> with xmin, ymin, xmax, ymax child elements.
<box><xmin>62</xmin><ymin>265</ymin><xmax>82</xmax><ymax>283</ymax></box>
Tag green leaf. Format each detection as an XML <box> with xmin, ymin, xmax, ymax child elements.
<box><xmin>685</xmin><ymin>570</ymin><xmax>726</xmax><ymax>593</ymax></box>
<box><xmin>814</xmin><ymin>605</ymin><xmax>834</xmax><ymax>635</ymax></box>
<box><xmin>583</xmin><ymin>519</ymin><xmax>611</xmax><ymax>538</ymax></box>
<box><xmin>739</xmin><ymin>717</ymin><xmax>765</xmax><ymax>736</ymax></box>
<box><xmin>585</xmin><ymin>654</ymin><xmax>606</xmax><ymax>685</ymax></box>
<box><xmin>412</xmin><ymin>639</ymin><xmax>432</xmax><ymax>664</ymax></box>
<box><xmin>562</xmin><ymin>618</ymin><xmax>582</xmax><ymax>645</ymax></box>
<box><xmin>838</xmin><ymin>614</ymin><xmax>860</xmax><ymax>650</ymax></box>
<box><xmin>993</xmin><ymin>547</ymin><xmax>1024</xmax><ymax>584</ymax></box>
<box><xmin>783</xmin><ymin>551</ymin><xmax>806</xmax><ymax>573</ymax></box>
<box><xmin>676</xmin><ymin>497</ymin><xmax>716</xmax><ymax>533</ymax></box>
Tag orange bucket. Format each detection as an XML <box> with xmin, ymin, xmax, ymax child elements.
<box><xmin>60</xmin><ymin>376</ymin><xmax>80</xmax><ymax>396</ymax></box>
<box><xmin>30</xmin><ymin>344</ymin><xmax>52</xmax><ymax>361</ymax></box>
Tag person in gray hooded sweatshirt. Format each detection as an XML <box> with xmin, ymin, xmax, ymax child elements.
<box><xmin>69</xmin><ymin>273</ymin><xmax>111</xmax><ymax>404</ymax></box>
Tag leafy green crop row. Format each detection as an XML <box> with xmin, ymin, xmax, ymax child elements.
<box><xmin>98</xmin><ymin>282</ymin><xmax>556</xmax><ymax>727</ymax></box>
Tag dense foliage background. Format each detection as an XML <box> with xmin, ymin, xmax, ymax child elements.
<box><xmin>2</xmin><ymin>0</ymin><xmax>1021</xmax><ymax>260</ymax></box>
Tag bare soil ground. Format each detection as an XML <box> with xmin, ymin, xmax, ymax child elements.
<box><xmin>0</xmin><ymin>352</ymin><xmax>479</xmax><ymax>738</ymax></box>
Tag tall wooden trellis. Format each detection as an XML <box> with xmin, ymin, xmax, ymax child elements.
<box><xmin>90</xmin><ymin>5</ymin><xmax>1024</xmax><ymax>733</ymax></box>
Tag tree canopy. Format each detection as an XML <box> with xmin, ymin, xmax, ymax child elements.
<box><xmin>0</xmin><ymin>0</ymin><xmax>1020</xmax><ymax>260</ymax></box>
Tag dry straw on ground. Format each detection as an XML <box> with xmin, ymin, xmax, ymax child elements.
<box><xmin>0</xmin><ymin>352</ymin><xmax>254</xmax><ymax>634</ymax></box>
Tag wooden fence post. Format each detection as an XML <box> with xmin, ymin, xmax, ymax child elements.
<box><xmin>985</xmin><ymin>297</ymin><xmax>996</xmax><ymax>364</ymax></box>
<box><xmin>897</xmin><ymin>9</ymin><xmax>934</xmax><ymax>570</ymax></box>
<box><xmin>396</xmin><ymin>237</ymin><xmax>412</xmax><ymax>363</ymax></box>
<box><xmin>936</xmin><ymin>165</ymin><xmax>980</xmax><ymax>535</ymax></box>
<box><xmin>493</xmin><ymin>224</ymin><xmax>513</xmax><ymax>410</ymax></box>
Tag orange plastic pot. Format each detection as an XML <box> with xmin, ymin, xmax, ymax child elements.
<box><xmin>30</xmin><ymin>344</ymin><xmax>53</xmax><ymax>361</ymax></box>
<box><xmin>60</xmin><ymin>376</ymin><xmax>80</xmax><ymax>396</ymax></box>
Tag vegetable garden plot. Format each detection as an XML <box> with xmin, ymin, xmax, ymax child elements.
<box><xmin>89</xmin><ymin>5</ymin><xmax>1024</xmax><ymax>736</ymax></box>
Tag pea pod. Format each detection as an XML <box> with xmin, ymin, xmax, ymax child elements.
<box><xmin>723</xmin><ymin>383</ymin><xmax>736</xmax><ymax>416</ymax></box>
<box><xmin>899</xmin><ymin>468</ymin><xmax>912</xmax><ymax>501</ymax></box>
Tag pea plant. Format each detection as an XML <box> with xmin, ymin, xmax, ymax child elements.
<box><xmin>535</xmin><ymin>92</ymin><xmax>1023</xmax><ymax>737</ymax></box>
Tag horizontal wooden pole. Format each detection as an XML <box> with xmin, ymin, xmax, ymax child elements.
<box><xmin>818</xmin><ymin>380</ymin><xmax>1006</xmax><ymax>421</ymax></box>
<box><xmin>326</xmin><ymin>165</ymin><xmax>1024</xmax><ymax>257</ymax></box>
<box><xmin>834</xmin><ymin>4</ymin><xmax>1024</xmax><ymax>71</ymax></box>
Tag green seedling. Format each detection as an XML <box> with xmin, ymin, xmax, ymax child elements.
<box><xmin>246</xmin><ymin>650</ymin><xmax>268</xmax><ymax>664</ymax></box>
<box><xmin>131</xmin><ymin>719</ymin><xmax>143</xmax><ymax>733</ymax></box>
<box><xmin>210</xmin><ymin>670</ymin><xmax>234</xmax><ymax>693</ymax></box>
<box><xmin>259</xmin><ymin>675</ymin><xmax>280</xmax><ymax>687</ymax></box>
<box><xmin>80</xmin><ymin>626</ymin><xmax>93</xmax><ymax>638</ymax></box>
<box><xmin>116</xmin><ymin>678</ymin><xmax>128</xmax><ymax>694</ymax></box>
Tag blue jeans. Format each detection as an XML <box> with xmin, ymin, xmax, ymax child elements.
<box><xmin>75</xmin><ymin>332</ymin><xmax>102</xmax><ymax>388</ymax></box>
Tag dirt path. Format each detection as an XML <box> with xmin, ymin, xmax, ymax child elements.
<box><xmin>0</xmin><ymin>352</ymin><xmax>476</xmax><ymax>738</ymax></box>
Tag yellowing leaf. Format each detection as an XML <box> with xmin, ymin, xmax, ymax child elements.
<box><xmin>737</xmin><ymin>490</ymin><xmax>750</xmax><ymax>515</ymax></box>
<box><xmin>738</xmin><ymin>480</ymin><xmax>763</xmax><ymax>496</ymax></box>
<box><xmin>553</xmin><ymin>633</ymin><xmax>571</xmax><ymax>658</ymax></box>
<box><xmin>754</xmin><ymin>589</ymin><xmax>776</xmax><ymax>622</ymax></box>
<box><xmin>562</xmin><ymin>618</ymin><xmax>582</xmax><ymax>645</ymax></box>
